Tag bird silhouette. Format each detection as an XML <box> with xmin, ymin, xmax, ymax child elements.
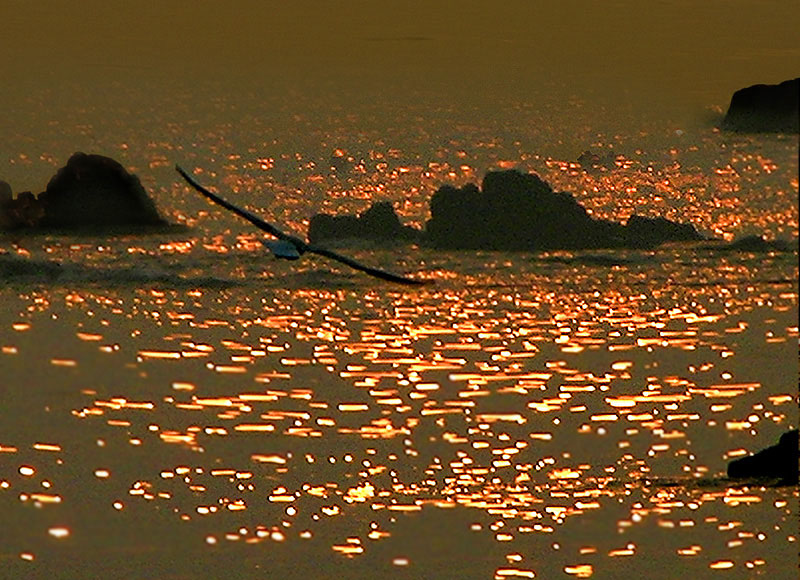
<box><xmin>176</xmin><ymin>165</ymin><xmax>425</xmax><ymax>285</ymax></box>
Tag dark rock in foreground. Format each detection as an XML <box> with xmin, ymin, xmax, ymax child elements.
<box><xmin>728</xmin><ymin>430</ymin><xmax>799</xmax><ymax>485</ymax></box>
<box><xmin>308</xmin><ymin>201</ymin><xmax>420</xmax><ymax>244</ymax></box>
<box><xmin>0</xmin><ymin>153</ymin><xmax>166</xmax><ymax>230</ymax></box>
<box><xmin>424</xmin><ymin>170</ymin><xmax>702</xmax><ymax>251</ymax></box>
<box><xmin>721</xmin><ymin>78</ymin><xmax>799</xmax><ymax>133</ymax></box>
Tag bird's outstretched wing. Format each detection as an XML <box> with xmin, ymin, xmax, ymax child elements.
<box><xmin>176</xmin><ymin>165</ymin><xmax>307</xmax><ymax>248</ymax></box>
<box><xmin>176</xmin><ymin>165</ymin><xmax>426</xmax><ymax>286</ymax></box>
<box><xmin>307</xmin><ymin>244</ymin><xmax>424</xmax><ymax>285</ymax></box>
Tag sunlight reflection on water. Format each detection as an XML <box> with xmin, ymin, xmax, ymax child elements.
<box><xmin>0</xmin><ymin>78</ymin><xmax>798</xmax><ymax>578</ymax></box>
<box><xmin>0</xmin><ymin>241</ymin><xmax>796</xmax><ymax>578</ymax></box>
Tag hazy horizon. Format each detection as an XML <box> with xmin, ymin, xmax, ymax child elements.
<box><xmin>3</xmin><ymin>1</ymin><xmax>798</xmax><ymax>104</ymax></box>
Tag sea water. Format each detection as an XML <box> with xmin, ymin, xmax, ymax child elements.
<box><xmin>0</xmin><ymin>75</ymin><xmax>797</xmax><ymax>579</ymax></box>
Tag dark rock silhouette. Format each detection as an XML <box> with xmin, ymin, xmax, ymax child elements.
<box><xmin>307</xmin><ymin>213</ymin><xmax>360</xmax><ymax>243</ymax></box>
<box><xmin>424</xmin><ymin>170</ymin><xmax>701</xmax><ymax>251</ymax></box>
<box><xmin>0</xmin><ymin>180</ymin><xmax>11</xmax><ymax>205</ymax></box>
<box><xmin>723</xmin><ymin>234</ymin><xmax>795</xmax><ymax>253</ymax></box>
<box><xmin>307</xmin><ymin>201</ymin><xmax>419</xmax><ymax>244</ymax></box>
<box><xmin>721</xmin><ymin>78</ymin><xmax>799</xmax><ymax>133</ymax></box>
<box><xmin>0</xmin><ymin>189</ymin><xmax>43</xmax><ymax>229</ymax></box>
<box><xmin>727</xmin><ymin>430</ymin><xmax>799</xmax><ymax>485</ymax></box>
<box><xmin>623</xmin><ymin>215</ymin><xmax>703</xmax><ymax>248</ymax></box>
<box><xmin>0</xmin><ymin>153</ymin><xmax>166</xmax><ymax>230</ymax></box>
<box><xmin>39</xmin><ymin>153</ymin><xmax>165</xmax><ymax>227</ymax></box>
<box><xmin>308</xmin><ymin>170</ymin><xmax>703</xmax><ymax>251</ymax></box>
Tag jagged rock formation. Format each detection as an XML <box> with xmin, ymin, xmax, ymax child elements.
<box><xmin>424</xmin><ymin>170</ymin><xmax>702</xmax><ymax>250</ymax></box>
<box><xmin>721</xmin><ymin>78</ymin><xmax>800</xmax><ymax>133</ymax></box>
<box><xmin>308</xmin><ymin>201</ymin><xmax>419</xmax><ymax>244</ymax></box>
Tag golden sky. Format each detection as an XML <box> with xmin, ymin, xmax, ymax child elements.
<box><xmin>2</xmin><ymin>1</ymin><xmax>798</xmax><ymax>107</ymax></box>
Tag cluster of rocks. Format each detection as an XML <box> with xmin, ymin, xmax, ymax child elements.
<box><xmin>8</xmin><ymin>155</ymin><xmax>782</xmax><ymax>254</ymax></box>
<box><xmin>426</xmin><ymin>170</ymin><xmax>702</xmax><ymax>250</ymax></box>
<box><xmin>4</xmin><ymin>76</ymin><xmax>794</xmax><ymax>238</ymax></box>
<box><xmin>307</xmin><ymin>201</ymin><xmax>419</xmax><ymax>245</ymax></box>
<box><xmin>1</xmin><ymin>153</ymin><xmax>166</xmax><ymax>230</ymax></box>
<box><xmin>310</xmin><ymin>75</ymin><xmax>800</xmax><ymax>249</ymax></box>
<box><xmin>310</xmin><ymin>169</ymin><xmax>703</xmax><ymax>251</ymax></box>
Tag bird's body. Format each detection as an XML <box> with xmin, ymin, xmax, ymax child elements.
<box><xmin>176</xmin><ymin>165</ymin><xmax>424</xmax><ymax>285</ymax></box>
<box><xmin>263</xmin><ymin>239</ymin><xmax>302</xmax><ymax>260</ymax></box>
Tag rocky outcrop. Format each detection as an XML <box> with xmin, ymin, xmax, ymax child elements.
<box><xmin>0</xmin><ymin>153</ymin><xmax>166</xmax><ymax>230</ymax></box>
<box><xmin>424</xmin><ymin>170</ymin><xmax>702</xmax><ymax>251</ymax></box>
<box><xmin>307</xmin><ymin>201</ymin><xmax>420</xmax><ymax>244</ymax></box>
<box><xmin>0</xmin><ymin>185</ymin><xmax>43</xmax><ymax>229</ymax></box>
<box><xmin>728</xmin><ymin>430</ymin><xmax>799</xmax><ymax>485</ymax></box>
<box><xmin>721</xmin><ymin>78</ymin><xmax>800</xmax><ymax>133</ymax></box>
<box><xmin>623</xmin><ymin>215</ymin><xmax>703</xmax><ymax>248</ymax></box>
<box><xmin>39</xmin><ymin>153</ymin><xmax>165</xmax><ymax>227</ymax></box>
<box><xmin>307</xmin><ymin>170</ymin><xmax>703</xmax><ymax>251</ymax></box>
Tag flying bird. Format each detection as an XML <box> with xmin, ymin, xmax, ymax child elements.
<box><xmin>176</xmin><ymin>165</ymin><xmax>425</xmax><ymax>285</ymax></box>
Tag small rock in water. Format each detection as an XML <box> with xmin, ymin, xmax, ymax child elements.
<box><xmin>727</xmin><ymin>430</ymin><xmax>799</xmax><ymax>485</ymax></box>
<box><xmin>721</xmin><ymin>78</ymin><xmax>800</xmax><ymax>133</ymax></box>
